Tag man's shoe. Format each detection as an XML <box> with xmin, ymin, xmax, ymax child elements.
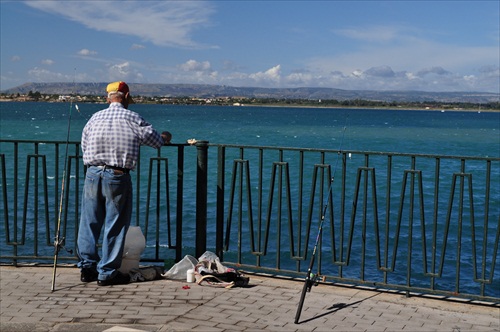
<box><xmin>97</xmin><ymin>272</ymin><xmax>130</xmax><ymax>286</ymax></box>
<box><xmin>80</xmin><ymin>268</ymin><xmax>98</xmax><ymax>283</ymax></box>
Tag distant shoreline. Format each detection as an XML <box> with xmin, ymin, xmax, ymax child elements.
<box><xmin>0</xmin><ymin>99</ymin><xmax>498</xmax><ymax>113</ymax></box>
<box><xmin>243</xmin><ymin>103</ymin><xmax>499</xmax><ymax>113</ymax></box>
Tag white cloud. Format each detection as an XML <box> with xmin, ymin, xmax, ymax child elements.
<box><xmin>217</xmin><ymin>61</ymin><xmax>496</xmax><ymax>92</ymax></box>
<box><xmin>11</xmin><ymin>4</ymin><xmax>499</xmax><ymax>93</ymax></box>
<box><xmin>351</xmin><ymin>70</ymin><xmax>363</xmax><ymax>78</ymax></box>
<box><xmin>11</xmin><ymin>56</ymin><xmax>21</xmax><ymax>62</ymax></box>
<box><xmin>472</xmin><ymin>65</ymin><xmax>500</xmax><ymax>91</ymax></box>
<box><xmin>25</xmin><ymin>1</ymin><xmax>215</xmax><ymax>48</ymax></box>
<box><xmin>249</xmin><ymin>65</ymin><xmax>281</xmax><ymax>84</ymax></box>
<box><xmin>41</xmin><ymin>59</ymin><xmax>54</xmax><ymax>65</ymax></box>
<box><xmin>108</xmin><ymin>62</ymin><xmax>131</xmax><ymax>78</ymax></box>
<box><xmin>478</xmin><ymin>65</ymin><xmax>500</xmax><ymax>77</ymax></box>
<box><xmin>405</xmin><ymin>72</ymin><xmax>418</xmax><ymax>81</ymax></box>
<box><xmin>417</xmin><ymin>67</ymin><xmax>451</xmax><ymax>77</ymax></box>
<box><xmin>296</xmin><ymin>23</ymin><xmax>499</xmax><ymax>92</ymax></box>
<box><xmin>463</xmin><ymin>75</ymin><xmax>476</xmax><ymax>83</ymax></box>
<box><xmin>221</xmin><ymin>60</ymin><xmax>243</xmax><ymax>72</ymax></box>
<box><xmin>78</xmin><ymin>49</ymin><xmax>97</xmax><ymax>56</ymax></box>
<box><xmin>106</xmin><ymin>61</ymin><xmax>145</xmax><ymax>83</ymax></box>
<box><xmin>284</xmin><ymin>71</ymin><xmax>313</xmax><ymax>85</ymax></box>
<box><xmin>131</xmin><ymin>44</ymin><xmax>145</xmax><ymax>50</ymax></box>
<box><xmin>180</xmin><ymin>60</ymin><xmax>212</xmax><ymax>72</ymax></box>
<box><xmin>28</xmin><ymin>67</ymin><xmax>68</xmax><ymax>82</ymax></box>
<box><xmin>309</xmin><ymin>23</ymin><xmax>499</xmax><ymax>82</ymax></box>
<box><xmin>364</xmin><ymin>66</ymin><xmax>396</xmax><ymax>78</ymax></box>
<box><xmin>333</xmin><ymin>25</ymin><xmax>405</xmax><ymax>43</ymax></box>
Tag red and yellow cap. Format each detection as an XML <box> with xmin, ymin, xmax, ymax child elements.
<box><xmin>106</xmin><ymin>81</ymin><xmax>134</xmax><ymax>104</ymax></box>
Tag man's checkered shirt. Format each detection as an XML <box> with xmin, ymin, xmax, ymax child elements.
<box><xmin>82</xmin><ymin>102</ymin><xmax>164</xmax><ymax>170</ymax></box>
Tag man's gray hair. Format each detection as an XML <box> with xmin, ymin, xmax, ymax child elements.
<box><xmin>108</xmin><ymin>91</ymin><xmax>124</xmax><ymax>99</ymax></box>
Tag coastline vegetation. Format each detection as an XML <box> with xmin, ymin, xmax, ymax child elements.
<box><xmin>1</xmin><ymin>90</ymin><xmax>498</xmax><ymax>111</ymax></box>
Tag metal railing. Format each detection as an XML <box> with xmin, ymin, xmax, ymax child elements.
<box><xmin>0</xmin><ymin>139</ymin><xmax>195</xmax><ymax>263</ymax></box>
<box><xmin>1</xmin><ymin>139</ymin><xmax>499</xmax><ymax>303</ymax></box>
<box><xmin>213</xmin><ymin>144</ymin><xmax>499</xmax><ymax>302</ymax></box>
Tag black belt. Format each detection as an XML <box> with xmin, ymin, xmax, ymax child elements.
<box><xmin>91</xmin><ymin>165</ymin><xmax>130</xmax><ymax>174</ymax></box>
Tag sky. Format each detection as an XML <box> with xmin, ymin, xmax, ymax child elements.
<box><xmin>1</xmin><ymin>0</ymin><xmax>499</xmax><ymax>93</ymax></box>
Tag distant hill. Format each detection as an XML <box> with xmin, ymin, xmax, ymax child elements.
<box><xmin>2</xmin><ymin>82</ymin><xmax>499</xmax><ymax>103</ymax></box>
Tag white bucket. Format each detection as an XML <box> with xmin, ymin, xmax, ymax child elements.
<box><xmin>118</xmin><ymin>226</ymin><xmax>146</xmax><ymax>273</ymax></box>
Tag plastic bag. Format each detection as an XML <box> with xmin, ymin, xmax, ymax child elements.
<box><xmin>194</xmin><ymin>251</ymin><xmax>249</xmax><ymax>288</ymax></box>
<box><xmin>196</xmin><ymin>271</ymin><xmax>250</xmax><ymax>288</ymax></box>
<box><xmin>161</xmin><ymin>255</ymin><xmax>198</xmax><ymax>280</ymax></box>
<box><xmin>129</xmin><ymin>266</ymin><xmax>163</xmax><ymax>282</ymax></box>
<box><xmin>196</xmin><ymin>251</ymin><xmax>229</xmax><ymax>274</ymax></box>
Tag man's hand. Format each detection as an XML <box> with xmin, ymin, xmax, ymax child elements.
<box><xmin>161</xmin><ymin>131</ymin><xmax>172</xmax><ymax>145</ymax></box>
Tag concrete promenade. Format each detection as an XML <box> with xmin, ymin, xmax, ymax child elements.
<box><xmin>1</xmin><ymin>265</ymin><xmax>499</xmax><ymax>332</ymax></box>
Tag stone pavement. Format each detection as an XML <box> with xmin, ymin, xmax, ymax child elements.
<box><xmin>1</xmin><ymin>265</ymin><xmax>498</xmax><ymax>332</ymax></box>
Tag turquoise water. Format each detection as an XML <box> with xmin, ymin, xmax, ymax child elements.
<box><xmin>1</xmin><ymin>102</ymin><xmax>499</xmax><ymax>297</ymax></box>
<box><xmin>1</xmin><ymin>102</ymin><xmax>499</xmax><ymax>157</ymax></box>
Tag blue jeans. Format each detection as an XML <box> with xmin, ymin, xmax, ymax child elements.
<box><xmin>77</xmin><ymin>166</ymin><xmax>132</xmax><ymax>280</ymax></box>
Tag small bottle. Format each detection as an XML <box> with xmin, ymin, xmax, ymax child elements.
<box><xmin>186</xmin><ymin>269</ymin><xmax>195</xmax><ymax>283</ymax></box>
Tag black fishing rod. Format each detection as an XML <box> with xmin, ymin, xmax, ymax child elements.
<box><xmin>51</xmin><ymin>99</ymin><xmax>78</xmax><ymax>292</ymax></box>
<box><xmin>294</xmin><ymin>115</ymin><xmax>349</xmax><ymax>324</ymax></box>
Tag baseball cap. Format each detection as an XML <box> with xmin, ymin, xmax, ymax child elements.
<box><xmin>106</xmin><ymin>81</ymin><xmax>134</xmax><ymax>104</ymax></box>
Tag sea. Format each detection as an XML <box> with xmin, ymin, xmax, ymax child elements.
<box><xmin>1</xmin><ymin>102</ymin><xmax>499</xmax><ymax>297</ymax></box>
<box><xmin>1</xmin><ymin>102</ymin><xmax>499</xmax><ymax>157</ymax></box>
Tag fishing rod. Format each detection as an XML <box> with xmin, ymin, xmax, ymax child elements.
<box><xmin>294</xmin><ymin>115</ymin><xmax>349</xmax><ymax>324</ymax></box>
<box><xmin>51</xmin><ymin>97</ymin><xmax>78</xmax><ymax>291</ymax></box>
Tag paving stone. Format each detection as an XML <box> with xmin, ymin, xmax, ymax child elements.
<box><xmin>1</xmin><ymin>266</ymin><xmax>498</xmax><ymax>332</ymax></box>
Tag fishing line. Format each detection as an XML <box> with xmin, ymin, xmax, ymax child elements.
<box><xmin>331</xmin><ymin>113</ymin><xmax>350</xmax><ymax>180</ymax></box>
<box><xmin>51</xmin><ymin>71</ymin><xmax>77</xmax><ymax>291</ymax></box>
<box><xmin>316</xmin><ymin>112</ymin><xmax>350</xmax><ymax>259</ymax></box>
<box><xmin>313</xmin><ymin>113</ymin><xmax>350</xmax><ymax>238</ymax></box>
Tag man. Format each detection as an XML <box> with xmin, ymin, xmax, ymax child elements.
<box><xmin>77</xmin><ymin>81</ymin><xmax>171</xmax><ymax>286</ymax></box>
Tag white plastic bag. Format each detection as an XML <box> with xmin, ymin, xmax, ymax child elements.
<box><xmin>196</xmin><ymin>251</ymin><xmax>229</xmax><ymax>275</ymax></box>
<box><xmin>194</xmin><ymin>251</ymin><xmax>249</xmax><ymax>288</ymax></box>
<box><xmin>162</xmin><ymin>255</ymin><xmax>198</xmax><ymax>280</ymax></box>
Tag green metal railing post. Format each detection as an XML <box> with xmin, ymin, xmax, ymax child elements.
<box><xmin>195</xmin><ymin>141</ymin><xmax>209</xmax><ymax>258</ymax></box>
